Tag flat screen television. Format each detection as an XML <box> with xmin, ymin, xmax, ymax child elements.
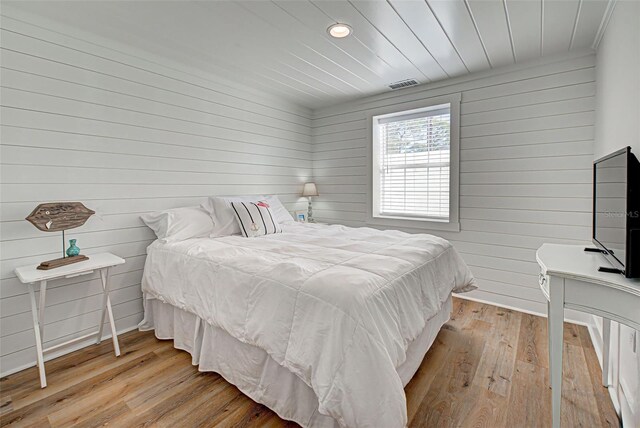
<box><xmin>592</xmin><ymin>146</ymin><xmax>640</xmax><ymax>278</ymax></box>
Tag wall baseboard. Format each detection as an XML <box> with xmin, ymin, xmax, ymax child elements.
<box><xmin>454</xmin><ymin>293</ymin><xmax>593</xmax><ymax>326</ymax></box>
<box><xmin>0</xmin><ymin>323</ymin><xmax>140</xmax><ymax>378</ymax></box>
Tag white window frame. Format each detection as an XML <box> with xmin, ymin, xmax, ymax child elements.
<box><xmin>366</xmin><ymin>93</ymin><xmax>461</xmax><ymax>232</ymax></box>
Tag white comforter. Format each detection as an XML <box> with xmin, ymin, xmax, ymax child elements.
<box><xmin>141</xmin><ymin>222</ymin><xmax>476</xmax><ymax>427</ymax></box>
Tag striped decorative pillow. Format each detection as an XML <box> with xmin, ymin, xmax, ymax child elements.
<box><xmin>230</xmin><ymin>201</ymin><xmax>282</xmax><ymax>237</ymax></box>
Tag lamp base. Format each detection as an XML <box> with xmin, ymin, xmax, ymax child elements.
<box><xmin>37</xmin><ymin>255</ymin><xmax>89</xmax><ymax>270</ymax></box>
<box><xmin>307</xmin><ymin>197</ymin><xmax>314</xmax><ymax>223</ymax></box>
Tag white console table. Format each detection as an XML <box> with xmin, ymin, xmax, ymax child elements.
<box><xmin>15</xmin><ymin>253</ymin><xmax>125</xmax><ymax>388</ymax></box>
<box><xmin>536</xmin><ymin>244</ymin><xmax>640</xmax><ymax>428</ymax></box>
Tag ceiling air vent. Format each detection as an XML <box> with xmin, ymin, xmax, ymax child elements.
<box><xmin>388</xmin><ymin>79</ymin><xmax>419</xmax><ymax>90</ymax></box>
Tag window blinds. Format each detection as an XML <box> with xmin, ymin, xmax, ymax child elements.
<box><xmin>376</xmin><ymin>107</ymin><xmax>451</xmax><ymax>221</ymax></box>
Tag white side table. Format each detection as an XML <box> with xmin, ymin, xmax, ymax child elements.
<box><xmin>14</xmin><ymin>252</ymin><xmax>125</xmax><ymax>388</ymax></box>
<box><xmin>536</xmin><ymin>244</ymin><xmax>640</xmax><ymax>428</ymax></box>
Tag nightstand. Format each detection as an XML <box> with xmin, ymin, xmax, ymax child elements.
<box><xmin>14</xmin><ymin>252</ymin><xmax>125</xmax><ymax>388</ymax></box>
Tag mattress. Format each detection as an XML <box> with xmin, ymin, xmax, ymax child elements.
<box><xmin>139</xmin><ymin>295</ymin><xmax>453</xmax><ymax>428</ymax></box>
<box><xmin>141</xmin><ymin>222</ymin><xmax>476</xmax><ymax>427</ymax></box>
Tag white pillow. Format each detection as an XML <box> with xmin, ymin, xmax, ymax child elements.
<box><xmin>140</xmin><ymin>206</ymin><xmax>214</xmax><ymax>242</ymax></box>
<box><xmin>203</xmin><ymin>195</ymin><xmax>293</xmax><ymax>237</ymax></box>
<box><xmin>231</xmin><ymin>201</ymin><xmax>282</xmax><ymax>237</ymax></box>
<box><xmin>202</xmin><ymin>195</ymin><xmax>262</xmax><ymax>237</ymax></box>
<box><xmin>263</xmin><ymin>195</ymin><xmax>294</xmax><ymax>223</ymax></box>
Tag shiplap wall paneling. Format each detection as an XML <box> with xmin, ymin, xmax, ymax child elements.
<box><xmin>311</xmin><ymin>53</ymin><xmax>596</xmax><ymax>315</ymax></box>
<box><xmin>0</xmin><ymin>10</ymin><xmax>312</xmax><ymax>376</ymax></box>
<box><xmin>6</xmin><ymin>0</ymin><xmax>612</xmax><ymax>109</ymax></box>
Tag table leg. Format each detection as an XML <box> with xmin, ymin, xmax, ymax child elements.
<box><xmin>38</xmin><ymin>281</ymin><xmax>47</xmax><ymax>341</ymax></box>
<box><xmin>602</xmin><ymin>317</ymin><xmax>611</xmax><ymax>387</ymax></box>
<box><xmin>547</xmin><ymin>299</ymin><xmax>553</xmax><ymax>387</ymax></box>
<box><xmin>550</xmin><ymin>277</ymin><xmax>565</xmax><ymax>428</ymax></box>
<box><xmin>96</xmin><ymin>269</ymin><xmax>106</xmax><ymax>344</ymax></box>
<box><xmin>97</xmin><ymin>268</ymin><xmax>120</xmax><ymax>356</ymax></box>
<box><xmin>28</xmin><ymin>282</ymin><xmax>47</xmax><ymax>388</ymax></box>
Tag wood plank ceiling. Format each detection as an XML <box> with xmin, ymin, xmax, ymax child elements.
<box><xmin>5</xmin><ymin>0</ymin><xmax>613</xmax><ymax>109</ymax></box>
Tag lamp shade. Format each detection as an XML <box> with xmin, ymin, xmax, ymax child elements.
<box><xmin>302</xmin><ymin>182</ymin><xmax>319</xmax><ymax>197</ymax></box>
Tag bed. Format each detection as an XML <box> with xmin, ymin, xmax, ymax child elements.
<box><xmin>139</xmin><ymin>222</ymin><xmax>476</xmax><ymax>427</ymax></box>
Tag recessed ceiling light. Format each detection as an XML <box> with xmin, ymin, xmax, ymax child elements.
<box><xmin>327</xmin><ymin>23</ymin><xmax>352</xmax><ymax>38</ymax></box>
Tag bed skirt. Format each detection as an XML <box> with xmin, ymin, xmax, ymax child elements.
<box><xmin>138</xmin><ymin>294</ymin><xmax>452</xmax><ymax>427</ymax></box>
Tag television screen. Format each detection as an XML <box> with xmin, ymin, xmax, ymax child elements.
<box><xmin>593</xmin><ymin>151</ymin><xmax>628</xmax><ymax>268</ymax></box>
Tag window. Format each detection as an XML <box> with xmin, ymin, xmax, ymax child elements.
<box><xmin>369</xmin><ymin>94</ymin><xmax>460</xmax><ymax>231</ymax></box>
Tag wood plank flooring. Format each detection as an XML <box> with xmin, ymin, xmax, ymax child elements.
<box><xmin>0</xmin><ymin>298</ymin><xmax>618</xmax><ymax>427</ymax></box>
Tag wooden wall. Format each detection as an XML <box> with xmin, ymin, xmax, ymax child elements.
<box><xmin>594</xmin><ymin>2</ymin><xmax>640</xmax><ymax>425</ymax></box>
<box><xmin>0</xmin><ymin>6</ymin><xmax>600</xmax><ymax>377</ymax></box>
<box><xmin>0</xmin><ymin>10</ymin><xmax>312</xmax><ymax>375</ymax></box>
<box><xmin>311</xmin><ymin>53</ymin><xmax>596</xmax><ymax>316</ymax></box>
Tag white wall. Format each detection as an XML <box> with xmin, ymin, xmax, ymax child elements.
<box><xmin>594</xmin><ymin>2</ymin><xmax>640</xmax><ymax>426</ymax></box>
<box><xmin>312</xmin><ymin>52</ymin><xmax>596</xmax><ymax>317</ymax></box>
<box><xmin>595</xmin><ymin>1</ymin><xmax>639</xmax><ymax>158</ymax></box>
<box><xmin>0</xmin><ymin>8</ymin><xmax>312</xmax><ymax>376</ymax></box>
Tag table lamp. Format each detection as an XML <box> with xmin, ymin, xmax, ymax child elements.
<box><xmin>26</xmin><ymin>202</ymin><xmax>95</xmax><ymax>270</ymax></box>
<box><xmin>302</xmin><ymin>182</ymin><xmax>319</xmax><ymax>223</ymax></box>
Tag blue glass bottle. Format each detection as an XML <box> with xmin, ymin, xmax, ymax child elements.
<box><xmin>66</xmin><ymin>239</ymin><xmax>80</xmax><ymax>257</ymax></box>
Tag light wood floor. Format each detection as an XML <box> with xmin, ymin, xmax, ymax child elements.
<box><xmin>0</xmin><ymin>298</ymin><xmax>618</xmax><ymax>428</ymax></box>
